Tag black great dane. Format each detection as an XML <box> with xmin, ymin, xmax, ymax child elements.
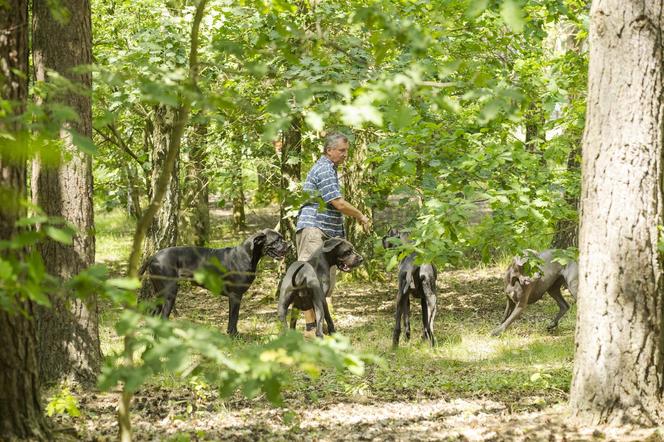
<box><xmin>382</xmin><ymin>228</ymin><xmax>438</xmax><ymax>347</ymax></box>
<box><xmin>139</xmin><ymin>228</ymin><xmax>290</xmax><ymax>335</ymax></box>
<box><xmin>277</xmin><ymin>237</ymin><xmax>363</xmax><ymax>338</ymax></box>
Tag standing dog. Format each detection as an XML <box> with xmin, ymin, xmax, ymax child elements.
<box><xmin>277</xmin><ymin>238</ymin><xmax>363</xmax><ymax>337</ymax></box>
<box><xmin>139</xmin><ymin>228</ymin><xmax>290</xmax><ymax>335</ymax></box>
<box><xmin>382</xmin><ymin>229</ymin><xmax>438</xmax><ymax>347</ymax></box>
<box><xmin>491</xmin><ymin>249</ymin><xmax>578</xmax><ymax>336</ymax></box>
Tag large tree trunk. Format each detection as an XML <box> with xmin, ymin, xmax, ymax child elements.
<box><xmin>142</xmin><ymin>104</ymin><xmax>180</xmax><ymax>257</ymax></box>
<box><xmin>32</xmin><ymin>0</ymin><xmax>100</xmax><ymax>387</ymax></box>
<box><xmin>0</xmin><ymin>0</ymin><xmax>50</xmax><ymax>438</ymax></box>
<box><xmin>570</xmin><ymin>0</ymin><xmax>664</xmax><ymax>425</ymax></box>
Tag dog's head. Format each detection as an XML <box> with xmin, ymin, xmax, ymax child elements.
<box><xmin>504</xmin><ymin>255</ymin><xmax>534</xmax><ymax>298</ymax></box>
<box><xmin>381</xmin><ymin>228</ymin><xmax>410</xmax><ymax>250</ymax></box>
<box><xmin>321</xmin><ymin>237</ymin><xmax>364</xmax><ymax>272</ymax></box>
<box><xmin>252</xmin><ymin>228</ymin><xmax>291</xmax><ymax>260</ymax></box>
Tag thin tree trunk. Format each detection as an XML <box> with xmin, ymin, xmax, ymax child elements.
<box><xmin>278</xmin><ymin>117</ymin><xmax>301</xmax><ymax>243</ymax></box>
<box><xmin>570</xmin><ymin>0</ymin><xmax>664</xmax><ymax>425</ymax></box>
<box><xmin>230</xmin><ymin>137</ymin><xmax>246</xmax><ymax>231</ymax></box>
<box><xmin>32</xmin><ymin>0</ymin><xmax>100</xmax><ymax>387</ymax></box>
<box><xmin>125</xmin><ymin>164</ymin><xmax>142</xmax><ymax>219</ymax></box>
<box><xmin>0</xmin><ymin>0</ymin><xmax>49</xmax><ymax>438</ymax></box>
<box><xmin>344</xmin><ymin>130</ymin><xmax>373</xmax><ymax>276</ymax></box>
<box><xmin>182</xmin><ymin>120</ymin><xmax>209</xmax><ymax>245</ymax></box>
<box><xmin>142</xmin><ymin>104</ymin><xmax>180</xmax><ymax>257</ymax></box>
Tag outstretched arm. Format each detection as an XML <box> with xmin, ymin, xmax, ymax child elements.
<box><xmin>329</xmin><ymin>198</ymin><xmax>371</xmax><ymax>231</ymax></box>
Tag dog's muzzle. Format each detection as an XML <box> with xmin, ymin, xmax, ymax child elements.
<box><xmin>266</xmin><ymin>241</ymin><xmax>290</xmax><ymax>259</ymax></box>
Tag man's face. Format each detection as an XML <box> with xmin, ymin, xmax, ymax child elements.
<box><xmin>326</xmin><ymin>140</ymin><xmax>349</xmax><ymax>165</ymax></box>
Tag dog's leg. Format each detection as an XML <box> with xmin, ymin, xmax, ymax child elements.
<box><xmin>546</xmin><ymin>281</ymin><xmax>569</xmax><ymax>331</ymax></box>
<box><xmin>420</xmin><ymin>295</ymin><xmax>429</xmax><ymax>341</ymax></box>
<box><xmin>423</xmin><ymin>285</ymin><xmax>436</xmax><ymax>347</ymax></box>
<box><xmin>289</xmin><ymin>307</ymin><xmax>300</xmax><ymax>330</ymax></box>
<box><xmin>227</xmin><ymin>297</ymin><xmax>241</xmax><ymax>336</ymax></box>
<box><xmin>323</xmin><ymin>300</ymin><xmax>335</xmax><ymax>334</ymax></box>
<box><xmin>501</xmin><ymin>298</ymin><xmax>516</xmax><ymax>323</ymax></box>
<box><xmin>392</xmin><ymin>291</ymin><xmax>404</xmax><ymax>347</ymax></box>
<box><xmin>159</xmin><ymin>282</ymin><xmax>179</xmax><ymax>319</ymax></box>
<box><xmin>277</xmin><ymin>293</ymin><xmax>295</xmax><ymax>333</ymax></box>
<box><xmin>310</xmin><ymin>284</ymin><xmax>326</xmax><ymax>338</ymax></box>
<box><xmin>403</xmin><ymin>295</ymin><xmax>411</xmax><ymax>341</ymax></box>
<box><xmin>491</xmin><ymin>295</ymin><xmax>529</xmax><ymax>336</ymax></box>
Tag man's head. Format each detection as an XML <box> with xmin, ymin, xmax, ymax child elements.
<box><xmin>323</xmin><ymin>132</ymin><xmax>349</xmax><ymax>166</ymax></box>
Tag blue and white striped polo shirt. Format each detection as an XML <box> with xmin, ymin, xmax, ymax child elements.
<box><xmin>296</xmin><ymin>156</ymin><xmax>345</xmax><ymax>238</ymax></box>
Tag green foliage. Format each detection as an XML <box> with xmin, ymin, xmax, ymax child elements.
<box><xmin>46</xmin><ymin>386</ymin><xmax>81</xmax><ymax>418</ymax></box>
<box><xmin>98</xmin><ymin>308</ymin><xmax>377</xmax><ymax>405</ymax></box>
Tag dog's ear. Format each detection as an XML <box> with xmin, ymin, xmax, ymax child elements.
<box><xmin>322</xmin><ymin>237</ymin><xmax>345</xmax><ymax>252</ymax></box>
<box><xmin>250</xmin><ymin>231</ymin><xmax>267</xmax><ymax>253</ymax></box>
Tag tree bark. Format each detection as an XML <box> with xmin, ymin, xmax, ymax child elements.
<box><xmin>344</xmin><ymin>130</ymin><xmax>373</xmax><ymax>276</ymax></box>
<box><xmin>0</xmin><ymin>0</ymin><xmax>50</xmax><ymax>437</ymax></box>
<box><xmin>142</xmin><ymin>104</ymin><xmax>180</xmax><ymax>257</ymax></box>
<box><xmin>32</xmin><ymin>0</ymin><xmax>100</xmax><ymax>387</ymax></box>
<box><xmin>182</xmin><ymin>120</ymin><xmax>209</xmax><ymax>245</ymax></box>
<box><xmin>230</xmin><ymin>137</ymin><xmax>246</xmax><ymax>230</ymax></box>
<box><xmin>570</xmin><ymin>0</ymin><xmax>664</xmax><ymax>425</ymax></box>
<box><xmin>125</xmin><ymin>164</ymin><xmax>143</xmax><ymax>219</ymax></box>
<box><xmin>278</xmin><ymin>117</ymin><xmax>301</xmax><ymax>243</ymax></box>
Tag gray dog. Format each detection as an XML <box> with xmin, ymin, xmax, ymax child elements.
<box><xmin>277</xmin><ymin>237</ymin><xmax>364</xmax><ymax>338</ymax></box>
<box><xmin>382</xmin><ymin>228</ymin><xmax>438</xmax><ymax>347</ymax></box>
<box><xmin>139</xmin><ymin>228</ymin><xmax>290</xmax><ymax>335</ymax></box>
<box><xmin>491</xmin><ymin>249</ymin><xmax>579</xmax><ymax>336</ymax></box>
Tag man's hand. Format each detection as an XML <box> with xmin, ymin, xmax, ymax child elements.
<box><xmin>358</xmin><ymin>215</ymin><xmax>372</xmax><ymax>233</ymax></box>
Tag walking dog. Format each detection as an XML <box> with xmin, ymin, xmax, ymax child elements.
<box><xmin>491</xmin><ymin>249</ymin><xmax>578</xmax><ymax>336</ymax></box>
<box><xmin>139</xmin><ymin>228</ymin><xmax>290</xmax><ymax>335</ymax></box>
<box><xmin>382</xmin><ymin>229</ymin><xmax>438</xmax><ymax>347</ymax></box>
<box><xmin>277</xmin><ymin>237</ymin><xmax>363</xmax><ymax>338</ymax></box>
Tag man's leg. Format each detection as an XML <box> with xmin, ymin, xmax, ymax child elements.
<box><xmin>296</xmin><ymin>228</ymin><xmax>326</xmax><ymax>332</ymax></box>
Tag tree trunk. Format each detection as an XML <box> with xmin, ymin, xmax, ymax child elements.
<box><xmin>278</xmin><ymin>117</ymin><xmax>301</xmax><ymax>243</ymax></box>
<box><xmin>125</xmin><ymin>164</ymin><xmax>142</xmax><ymax>219</ymax></box>
<box><xmin>32</xmin><ymin>0</ymin><xmax>100</xmax><ymax>387</ymax></box>
<box><xmin>230</xmin><ymin>137</ymin><xmax>246</xmax><ymax>231</ymax></box>
<box><xmin>184</xmin><ymin>120</ymin><xmax>209</xmax><ymax>246</ymax></box>
<box><xmin>142</xmin><ymin>104</ymin><xmax>180</xmax><ymax>257</ymax></box>
<box><xmin>551</xmin><ymin>143</ymin><xmax>580</xmax><ymax>249</ymax></box>
<box><xmin>570</xmin><ymin>0</ymin><xmax>664</xmax><ymax>425</ymax></box>
<box><xmin>344</xmin><ymin>130</ymin><xmax>373</xmax><ymax>276</ymax></box>
<box><xmin>0</xmin><ymin>0</ymin><xmax>50</xmax><ymax>438</ymax></box>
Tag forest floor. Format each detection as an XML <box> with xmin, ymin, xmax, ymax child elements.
<box><xmin>49</xmin><ymin>206</ymin><xmax>664</xmax><ymax>441</ymax></box>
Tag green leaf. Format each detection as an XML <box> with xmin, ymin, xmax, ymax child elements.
<box><xmin>501</xmin><ymin>0</ymin><xmax>525</xmax><ymax>33</ymax></box>
<box><xmin>465</xmin><ymin>0</ymin><xmax>489</xmax><ymax>18</ymax></box>
<box><xmin>70</xmin><ymin>131</ymin><xmax>98</xmax><ymax>156</ymax></box>
<box><xmin>44</xmin><ymin>226</ymin><xmax>74</xmax><ymax>245</ymax></box>
<box><xmin>108</xmin><ymin>277</ymin><xmax>141</xmax><ymax>290</ymax></box>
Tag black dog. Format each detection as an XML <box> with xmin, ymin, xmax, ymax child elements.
<box><xmin>382</xmin><ymin>228</ymin><xmax>438</xmax><ymax>347</ymax></box>
<box><xmin>139</xmin><ymin>228</ymin><xmax>290</xmax><ymax>335</ymax></box>
<box><xmin>277</xmin><ymin>238</ymin><xmax>364</xmax><ymax>337</ymax></box>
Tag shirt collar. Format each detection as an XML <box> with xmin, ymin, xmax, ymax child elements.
<box><xmin>320</xmin><ymin>155</ymin><xmax>337</xmax><ymax>169</ymax></box>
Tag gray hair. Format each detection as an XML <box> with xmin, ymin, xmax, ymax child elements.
<box><xmin>323</xmin><ymin>132</ymin><xmax>349</xmax><ymax>153</ymax></box>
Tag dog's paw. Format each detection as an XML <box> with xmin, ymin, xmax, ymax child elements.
<box><xmin>490</xmin><ymin>328</ymin><xmax>503</xmax><ymax>337</ymax></box>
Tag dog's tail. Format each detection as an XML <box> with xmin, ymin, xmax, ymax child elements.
<box><xmin>138</xmin><ymin>256</ymin><xmax>152</xmax><ymax>277</ymax></box>
<box><xmin>137</xmin><ymin>256</ymin><xmax>155</xmax><ymax>301</ymax></box>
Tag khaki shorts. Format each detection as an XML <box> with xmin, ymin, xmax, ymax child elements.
<box><xmin>296</xmin><ymin>227</ymin><xmax>336</xmax><ymax>297</ymax></box>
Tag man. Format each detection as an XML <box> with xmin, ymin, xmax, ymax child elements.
<box><xmin>295</xmin><ymin>132</ymin><xmax>371</xmax><ymax>333</ymax></box>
